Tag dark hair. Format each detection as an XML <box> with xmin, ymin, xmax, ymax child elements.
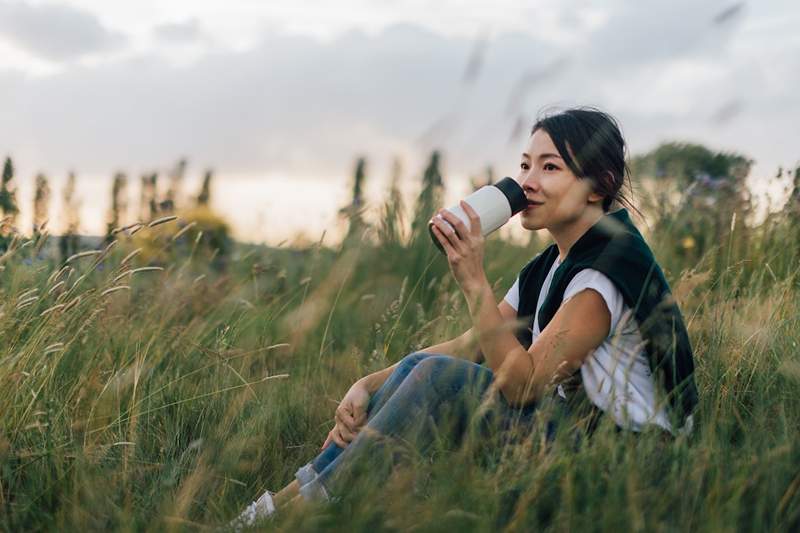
<box><xmin>531</xmin><ymin>107</ymin><xmax>640</xmax><ymax>216</ymax></box>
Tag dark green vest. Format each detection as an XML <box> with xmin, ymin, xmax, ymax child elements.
<box><xmin>513</xmin><ymin>208</ymin><xmax>699</xmax><ymax>424</ymax></box>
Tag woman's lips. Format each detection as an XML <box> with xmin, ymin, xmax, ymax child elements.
<box><xmin>524</xmin><ymin>201</ymin><xmax>543</xmax><ymax>211</ymax></box>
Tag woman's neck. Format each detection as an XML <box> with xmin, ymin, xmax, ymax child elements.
<box><xmin>549</xmin><ymin>208</ymin><xmax>605</xmax><ymax>262</ymax></box>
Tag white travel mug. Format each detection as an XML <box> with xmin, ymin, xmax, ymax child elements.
<box><xmin>428</xmin><ymin>176</ymin><xmax>527</xmax><ymax>253</ymax></box>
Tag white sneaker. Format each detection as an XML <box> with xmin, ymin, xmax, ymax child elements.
<box><xmin>228</xmin><ymin>489</ymin><xmax>276</xmax><ymax>531</ymax></box>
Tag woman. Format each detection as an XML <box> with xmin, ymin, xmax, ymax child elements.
<box><xmin>230</xmin><ymin>107</ymin><xmax>699</xmax><ymax>528</ymax></box>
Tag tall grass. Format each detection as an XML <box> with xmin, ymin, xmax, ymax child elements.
<box><xmin>1</xmin><ymin>192</ymin><xmax>799</xmax><ymax>531</ymax></box>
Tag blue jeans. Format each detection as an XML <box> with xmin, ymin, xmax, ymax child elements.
<box><xmin>294</xmin><ymin>352</ymin><xmax>539</xmax><ymax>502</ymax></box>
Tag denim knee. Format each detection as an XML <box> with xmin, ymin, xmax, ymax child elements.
<box><xmin>397</xmin><ymin>351</ymin><xmax>435</xmax><ymax>370</ymax></box>
<box><xmin>408</xmin><ymin>355</ymin><xmax>493</xmax><ymax>395</ymax></box>
<box><xmin>407</xmin><ymin>355</ymin><xmax>470</xmax><ymax>381</ymax></box>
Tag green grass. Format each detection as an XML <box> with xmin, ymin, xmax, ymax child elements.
<box><xmin>1</xmin><ymin>202</ymin><xmax>799</xmax><ymax>532</ymax></box>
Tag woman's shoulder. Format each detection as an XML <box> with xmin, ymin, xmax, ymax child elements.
<box><xmin>562</xmin><ymin>268</ymin><xmax>635</xmax><ymax>336</ymax></box>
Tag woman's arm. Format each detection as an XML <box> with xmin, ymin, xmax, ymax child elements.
<box><xmin>465</xmin><ymin>284</ymin><xmax>611</xmax><ymax>407</ymax></box>
<box><xmin>428</xmin><ymin>201</ymin><xmax>611</xmax><ymax>407</ymax></box>
<box><xmin>428</xmin><ymin>202</ymin><xmax>610</xmax><ymax>407</ymax></box>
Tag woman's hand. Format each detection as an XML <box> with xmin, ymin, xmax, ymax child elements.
<box><xmin>321</xmin><ymin>380</ymin><xmax>371</xmax><ymax>450</ymax></box>
<box><xmin>430</xmin><ymin>201</ymin><xmax>489</xmax><ymax>296</ymax></box>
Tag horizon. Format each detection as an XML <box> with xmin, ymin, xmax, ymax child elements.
<box><xmin>2</xmin><ymin>150</ymin><xmax>794</xmax><ymax>247</ymax></box>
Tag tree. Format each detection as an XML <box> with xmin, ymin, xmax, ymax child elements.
<box><xmin>632</xmin><ymin>142</ymin><xmax>754</xmax><ymax>266</ymax></box>
<box><xmin>406</xmin><ymin>150</ymin><xmax>450</xmax><ymax>310</ymax></box>
<box><xmin>339</xmin><ymin>157</ymin><xmax>368</xmax><ymax>244</ymax></box>
<box><xmin>0</xmin><ymin>157</ymin><xmax>19</xmax><ymax>250</ymax></box>
<box><xmin>785</xmin><ymin>165</ymin><xmax>800</xmax><ymax>248</ymax></box>
<box><xmin>60</xmin><ymin>172</ymin><xmax>81</xmax><ymax>262</ymax></box>
<box><xmin>410</xmin><ymin>150</ymin><xmax>444</xmax><ymax>246</ymax></box>
<box><xmin>377</xmin><ymin>157</ymin><xmax>406</xmax><ymax>246</ymax></box>
<box><xmin>140</xmin><ymin>173</ymin><xmax>159</xmax><ymax>220</ymax></box>
<box><xmin>106</xmin><ymin>172</ymin><xmax>128</xmax><ymax>241</ymax></box>
<box><xmin>197</xmin><ymin>169</ymin><xmax>213</xmax><ymax>207</ymax></box>
<box><xmin>787</xmin><ymin>165</ymin><xmax>800</xmax><ymax>217</ymax></box>
<box><xmin>33</xmin><ymin>173</ymin><xmax>51</xmax><ymax>236</ymax></box>
<box><xmin>0</xmin><ymin>157</ymin><xmax>18</xmax><ymax>222</ymax></box>
<box><xmin>164</xmin><ymin>158</ymin><xmax>187</xmax><ymax>213</ymax></box>
<box><xmin>632</xmin><ymin>142</ymin><xmax>751</xmax><ymax>190</ymax></box>
<box><xmin>469</xmin><ymin>165</ymin><xmax>495</xmax><ymax>192</ymax></box>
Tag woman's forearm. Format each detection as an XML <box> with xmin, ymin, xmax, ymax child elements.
<box><xmin>357</xmin><ymin>363</ymin><xmax>398</xmax><ymax>394</ymax></box>
<box><xmin>418</xmin><ymin>332</ymin><xmax>482</xmax><ymax>361</ymax></box>
<box><xmin>463</xmin><ymin>280</ymin><xmax>535</xmax><ymax>405</ymax></box>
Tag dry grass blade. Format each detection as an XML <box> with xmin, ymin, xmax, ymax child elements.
<box><xmin>101</xmin><ymin>285</ymin><xmax>131</xmax><ymax>297</ymax></box>
<box><xmin>172</xmin><ymin>221</ymin><xmax>197</xmax><ymax>241</ymax></box>
<box><xmin>147</xmin><ymin>215</ymin><xmax>178</xmax><ymax>228</ymax></box>
<box><xmin>47</xmin><ymin>265</ymin><xmax>71</xmax><ymax>286</ymax></box>
<box><xmin>67</xmin><ymin>250</ymin><xmax>102</xmax><ymax>263</ymax></box>
<box><xmin>63</xmin><ymin>296</ymin><xmax>82</xmax><ymax>312</ymax></box>
<box><xmin>103</xmin><ymin>240</ymin><xmax>118</xmax><ymax>253</ymax></box>
<box><xmin>47</xmin><ymin>280</ymin><xmax>66</xmax><ymax>296</ymax></box>
<box><xmin>112</xmin><ymin>222</ymin><xmax>144</xmax><ymax>235</ymax></box>
<box><xmin>131</xmin><ymin>267</ymin><xmax>164</xmax><ymax>275</ymax></box>
<box><xmin>113</xmin><ymin>267</ymin><xmax>162</xmax><ymax>284</ymax></box>
<box><xmin>112</xmin><ymin>270</ymin><xmax>134</xmax><ymax>284</ymax></box>
<box><xmin>40</xmin><ymin>304</ymin><xmax>66</xmax><ymax>317</ymax></box>
<box><xmin>121</xmin><ymin>248</ymin><xmax>142</xmax><ymax>266</ymax></box>
<box><xmin>16</xmin><ymin>296</ymin><xmax>39</xmax><ymax>309</ymax></box>
<box><xmin>19</xmin><ymin>288</ymin><xmax>39</xmax><ymax>300</ymax></box>
<box><xmin>43</xmin><ymin>342</ymin><xmax>65</xmax><ymax>354</ymax></box>
<box><xmin>88</xmin><ymin>373</ymin><xmax>291</xmax><ymax>436</ymax></box>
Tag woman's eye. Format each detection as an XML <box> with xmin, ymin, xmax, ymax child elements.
<box><xmin>544</xmin><ymin>163</ymin><xmax>559</xmax><ymax>171</ymax></box>
<box><xmin>520</xmin><ymin>163</ymin><xmax>529</xmax><ymax>170</ymax></box>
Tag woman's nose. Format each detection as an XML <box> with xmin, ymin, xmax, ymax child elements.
<box><xmin>519</xmin><ymin>170</ymin><xmax>540</xmax><ymax>192</ymax></box>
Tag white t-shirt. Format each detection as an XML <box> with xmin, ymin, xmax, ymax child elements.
<box><xmin>503</xmin><ymin>256</ymin><xmax>686</xmax><ymax>434</ymax></box>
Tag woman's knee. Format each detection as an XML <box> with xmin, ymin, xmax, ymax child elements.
<box><xmin>397</xmin><ymin>351</ymin><xmax>434</xmax><ymax>370</ymax></box>
<box><xmin>408</xmin><ymin>355</ymin><xmax>478</xmax><ymax>384</ymax></box>
<box><xmin>406</xmin><ymin>356</ymin><xmax>495</xmax><ymax>416</ymax></box>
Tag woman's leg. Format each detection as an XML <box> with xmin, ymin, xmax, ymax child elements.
<box><xmin>232</xmin><ymin>353</ymin><xmax>448</xmax><ymax>525</ymax></box>
<box><xmin>299</xmin><ymin>355</ymin><xmax>499</xmax><ymax>502</ymax></box>
<box><xmin>293</xmin><ymin>351</ymin><xmax>439</xmax><ymax>486</ymax></box>
<box><xmin>272</xmin><ymin>480</ymin><xmax>300</xmax><ymax>508</ymax></box>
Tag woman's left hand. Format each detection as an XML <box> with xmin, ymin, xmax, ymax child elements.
<box><xmin>430</xmin><ymin>200</ymin><xmax>488</xmax><ymax>295</ymax></box>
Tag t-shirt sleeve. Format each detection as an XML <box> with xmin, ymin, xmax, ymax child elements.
<box><xmin>562</xmin><ymin>269</ymin><xmax>624</xmax><ymax>335</ymax></box>
<box><xmin>502</xmin><ymin>275</ymin><xmax>520</xmax><ymax>311</ymax></box>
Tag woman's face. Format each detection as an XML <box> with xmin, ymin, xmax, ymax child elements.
<box><xmin>516</xmin><ymin>128</ymin><xmax>602</xmax><ymax>232</ymax></box>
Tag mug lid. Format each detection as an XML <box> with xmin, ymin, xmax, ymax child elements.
<box><xmin>493</xmin><ymin>177</ymin><xmax>527</xmax><ymax>214</ymax></box>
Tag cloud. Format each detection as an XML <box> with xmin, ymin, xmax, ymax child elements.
<box><xmin>0</xmin><ymin>0</ymin><xmax>127</xmax><ymax>62</ymax></box>
<box><xmin>581</xmin><ymin>0</ymin><xmax>744</xmax><ymax>69</ymax></box>
<box><xmin>0</xmin><ymin>9</ymin><xmax>797</xmax><ymax>187</ymax></box>
<box><xmin>152</xmin><ymin>18</ymin><xmax>206</xmax><ymax>45</ymax></box>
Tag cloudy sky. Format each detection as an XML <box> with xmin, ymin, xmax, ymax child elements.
<box><xmin>1</xmin><ymin>0</ymin><xmax>798</xmax><ymax>242</ymax></box>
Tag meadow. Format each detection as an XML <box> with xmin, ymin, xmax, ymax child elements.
<box><xmin>1</xmin><ymin>154</ymin><xmax>799</xmax><ymax>532</ymax></box>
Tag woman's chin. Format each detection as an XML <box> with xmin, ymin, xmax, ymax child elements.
<box><xmin>520</xmin><ymin>215</ymin><xmax>544</xmax><ymax>231</ymax></box>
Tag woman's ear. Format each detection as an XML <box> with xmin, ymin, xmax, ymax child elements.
<box><xmin>587</xmin><ymin>171</ymin><xmax>614</xmax><ymax>205</ymax></box>
<box><xmin>587</xmin><ymin>190</ymin><xmax>605</xmax><ymax>204</ymax></box>
<box><xmin>587</xmin><ymin>182</ymin><xmax>605</xmax><ymax>206</ymax></box>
